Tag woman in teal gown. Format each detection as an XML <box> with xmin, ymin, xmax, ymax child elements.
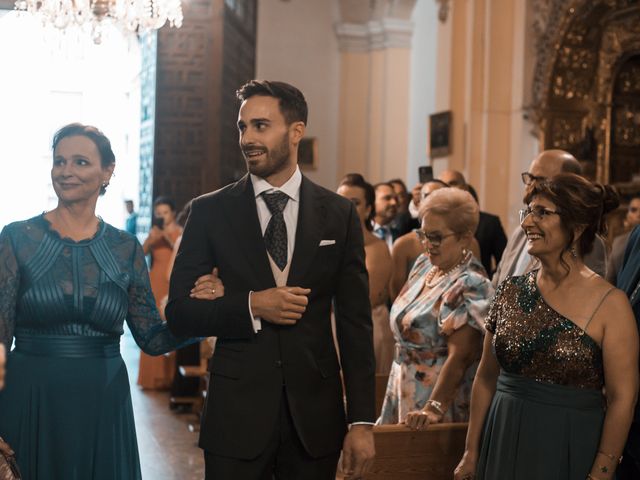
<box><xmin>454</xmin><ymin>174</ymin><xmax>638</xmax><ymax>480</ymax></box>
<box><xmin>0</xmin><ymin>123</ymin><xmax>215</xmax><ymax>479</ymax></box>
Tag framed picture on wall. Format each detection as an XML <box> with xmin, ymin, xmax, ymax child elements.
<box><xmin>429</xmin><ymin>111</ymin><xmax>452</xmax><ymax>158</ymax></box>
<box><xmin>299</xmin><ymin>137</ymin><xmax>318</xmax><ymax>171</ymax></box>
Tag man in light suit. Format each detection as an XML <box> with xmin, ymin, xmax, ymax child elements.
<box><xmin>616</xmin><ymin>225</ymin><xmax>640</xmax><ymax>478</ymax></box>
<box><xmin>492</xmin><ymin>149</ymin><xmax>608</xmax><ymax>288</ymax></box>
<box><xmin>165</xmin><ymin>81</ymin><xmax>375</xmax><ymax>480</ymax></box>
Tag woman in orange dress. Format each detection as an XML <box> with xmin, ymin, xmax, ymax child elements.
<box><xmin>137</xmin><ymin>197</ymin><xmax>183</xmax><ymax>389</ymax></box>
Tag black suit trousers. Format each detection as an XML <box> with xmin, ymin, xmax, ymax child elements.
<box><xmin>204</xmin><ymin>391</ymin><xmax>340</xmax><ymax>480</ymax></box>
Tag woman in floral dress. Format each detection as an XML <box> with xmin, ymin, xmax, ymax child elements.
<box><xmin>378</xmin><ymin>187</ymin><xmax>493</xmax><ymax>427</ymax></box>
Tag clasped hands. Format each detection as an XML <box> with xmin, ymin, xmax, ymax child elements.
<box><xmin>189</xmin><ymin>267</ymin><xmax>310</xmax><ymax>326</ymax></box>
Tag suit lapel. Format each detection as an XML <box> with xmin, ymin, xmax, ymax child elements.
<box><xmin>288</xmin><ymin>176</ymin><xmax>325</xmax><ymax>286</ymax></box>
<box><xmin>222</xmin><ymin>175</ymin><xmax>276</xmax><ymax>289</ymax></box>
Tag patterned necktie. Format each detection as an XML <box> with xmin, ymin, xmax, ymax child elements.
<box><xmin>373</xmin><ymin>225</ymin><xmax>389</xmax><ymax>241</ymax></box>
<box><xmin>262</xmin><ymin>191</ymin><xmax>290</xmax><ymax>271</ymax></box>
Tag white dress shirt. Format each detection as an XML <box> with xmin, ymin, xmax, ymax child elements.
<box><xmin>248</xmin><ymin>166</ymin><xmax>302</xmax><ymax>331</ymax></box>
<box><xmin>372</xmin><ymin>221</ymin><xmax>394</xmax><ymax>250</ymax></box>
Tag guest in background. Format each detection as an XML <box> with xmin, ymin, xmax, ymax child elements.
<box><xmin>138</xmin><ymin>196</ymin><xmax>183</xmax><ymax>390</ymax></box>
<box><xmin>338</xmin><ymin>174</ymin><xmax>394</xmax><ymax>374</ymax></box>
<box><xmin>616</xmin><ymin>222</ymin><xmax>640</xmax><ymax>479</ymax></box>
<box><xmin>438</xmin><ymin>170</ymin><xmax>507</xmax><ymax>276</ymax></box>
<box><xmin>389</xmin><ymin>178</ymin><xmax>416</xmax><ymax>236</ymax></box>
<box><xmin>0</xmin><ymin>344</ymin><xmax>21</xmax><ymax>480</ymax></box>
<box><xmin>0</xmin><ymin>123</ymin><xmax>205</xmax><ymax>479</ymax></box>
<box><xmin>607</xmin><ymin>195</ymin><xmax>640</xmax><ymax>284</ymax></box>
<box><xmin>124</xmin><ymin>199</ymin><xmax>138</xmax><ymax>236</ymax></box>
<box><xmin>390</xmin><ymin>181</ymin><xmax>482</xmax><ymax>301</ymax></box>
<box><xmin>455</xmin><ymin>174</ymin><xmax>636</xmax><ymax>480</ymax></box>
<box><xmin>390</xmin><ymin>180</ymin><xmax>448</xmax><ymax>301</ymax></box>
<box><xmin>162</xmin><ymin>201</ymin><xmax>204</xmax><ymax>406</ymax></box>
<box><xmin>378</xmin><ymin>188</ymin><xmax>492</xmax><ymax>427</ymax></box>
<box><xmin>493</xmin><ymin>149</ymin><xmax>608</xmax><ymax>286</ymax></box>
<box><xmin>372</xmin><ymin>182</ymin><xmax>399</xmax><ymax>249</ymax></box>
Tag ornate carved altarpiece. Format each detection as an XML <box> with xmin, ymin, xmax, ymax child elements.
<box><xmin>531</xmin><ymin>0</ymin><xmax>640</xmax><ymax>197</ymax></box>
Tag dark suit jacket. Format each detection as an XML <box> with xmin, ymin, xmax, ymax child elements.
<box><xmin>616</xmin><ymin>226</ymin><xmax>640</xmax><ymax>423</ymax></box>
<box><xmin>390</xmin><ymin>210</ymin><xmax>417</xmax><ymax>238</ymax></box>
<box><xmin>607</xmin><ymin>230</ymin><xmax>632</xmax><ymax>284</ymax></box>
<box><xmin>474</xmin><ymin>211</ymin><xmax>507</xmax><ymax>276</ymax></box>
<box><xmin>165</xmin><ymin>174</ymin><xmax>375</xmax><ymax>460</ymax></box>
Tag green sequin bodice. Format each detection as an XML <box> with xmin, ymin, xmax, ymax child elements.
<box><xmin>486</xmin><ymin>272</ymin><xmax>604</xmax><ymax>390</ymax></box>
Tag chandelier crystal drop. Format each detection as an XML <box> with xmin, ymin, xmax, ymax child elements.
<box><xmin>14</xmin><ymin>0</ymin><xmax>183</xmax><ymax>43</ymax></box>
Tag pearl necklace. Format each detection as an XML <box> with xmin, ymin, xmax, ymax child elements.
<box><xmin>424</xmin><ymin>251</ymin><xmax>471</xmax><ymax>288</ymax></box>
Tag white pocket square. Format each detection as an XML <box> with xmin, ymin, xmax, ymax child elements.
<box><xmin>319</xmin><ymin>240</ymin><xmax>336</xmax><ymax>246</ymax></box>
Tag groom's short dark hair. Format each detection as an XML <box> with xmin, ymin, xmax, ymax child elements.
<box><xmin>236</xmin><ymin>80</ymin><xmax>308</xmax><ymax>126</ymax></box>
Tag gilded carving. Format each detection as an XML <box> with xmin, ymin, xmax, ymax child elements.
<box><xmin>614</xmin><ymin>106</ymin><xmax>640</xmax><ymax>147</ymax></box>
<box><xmin>530</xmin><ymin>0</ymin><xmax>640</xmax><ymax>183</ymax></box>
<box><xmin>616</xmin><ymin>64</ymin><xmax>640</xmax><ymax>94</ymax></box>
<box><xmin>550</xmin><ymin>116</ymin><xmax>585</xmax><ymax>150</ymax></box>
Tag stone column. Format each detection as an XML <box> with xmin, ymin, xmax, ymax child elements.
<box><xmin>335</xmin><ymin>0</ymin><xmax>417</xmax><ymax>184</ymax></box>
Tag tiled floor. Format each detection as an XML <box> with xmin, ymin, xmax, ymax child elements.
<box><xmin>122</xmin><ymin>330</ymin><xmax>205</xmax><ymax>480</ymax></box>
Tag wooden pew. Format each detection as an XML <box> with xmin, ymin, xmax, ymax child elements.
<box><xmin>338</xmin><ymin>423</ymin><xmax>467</xmax><ymax>480</ymax></box>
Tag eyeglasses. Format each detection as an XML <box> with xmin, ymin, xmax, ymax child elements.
<box><xmin>519</xmin><ymin>206</ymin><xmax>560</xmax><ymax>224</ymax></box>
<box><xmin>416</xmin><ymin>230</ymin><xmax>457</xmax><ymax>247</ymax></box>
<box><xmin>521</xmin><ymin>172</ymin><xmax>546</xmax><ymax>186</ymax></box>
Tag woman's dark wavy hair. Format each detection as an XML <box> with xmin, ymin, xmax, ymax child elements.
<box><xmin>338</xmin><ymin>173</ymin><xmax>376</xmax><ymax>231</ymax></box>
<box><xmin>524</xmin><ymin>173</ymin><xmax>619</xmax><ymax>262</ymax></box>
<box><xmin>52</xmin><ymin>123</ymin><xmax>115</xmax><ymax>195</ymax></box>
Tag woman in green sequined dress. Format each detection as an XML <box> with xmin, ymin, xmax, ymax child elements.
<box><xmin>0</xmin><ymin>124</ymin><xmax>218</xmax><ymax>479</ymax></box>
<box><xmin>455</xmin><ymin>174</ymin><xmax>639</xmax><ymax>480</ymax></box>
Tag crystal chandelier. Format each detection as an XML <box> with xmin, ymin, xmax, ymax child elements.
<box><xmin>14</xmin><ymin>0</ymin><xmax>183</xmax><ymax>43</ymax></box>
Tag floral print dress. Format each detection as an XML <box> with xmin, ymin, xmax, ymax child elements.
<box><xmin>378</xmin><ymin>253</ymin><xmax>493</xmax><ymax>424</ymax></box>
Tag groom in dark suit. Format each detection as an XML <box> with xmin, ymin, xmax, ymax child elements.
<box><xmin>617</xmin><ymin>225</ymin><xmax>640</xmax><ymax>479</ymax></box>
<box><xmin>165</xmin><ymin>80</ymin><xmax>376</xmax><ymax>479</ymax></box>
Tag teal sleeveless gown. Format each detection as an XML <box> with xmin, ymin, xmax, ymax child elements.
<box><xmin>0</xmin><ymin>215</ymin><xmax>194</xmax><ymax>479</ymax></box>
<box><xmin>477</xmin><ymin>272</ymin><xmax>607</xmax><ymax>480</ymax></box>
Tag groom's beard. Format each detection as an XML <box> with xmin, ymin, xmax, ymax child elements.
<box><xmin>243</xmin><ymin>133</ymin><xmax>290</xmax><ymax>179</ymax></box>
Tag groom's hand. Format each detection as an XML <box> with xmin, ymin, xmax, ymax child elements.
<box><xmin>250</xmin><ymin>287</ymin><xmax>310</xmax><ymax>325</ymax></box>
<box><xmin>341</xmin><ymin>424</ymin><xmax>375</xmax><ymax>479</ymax></box>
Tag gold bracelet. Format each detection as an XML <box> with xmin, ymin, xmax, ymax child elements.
<box><xmin>425</xmin><ymin>399</ymin><xmax>445</xmax><ymax>416</ymax></box>
<box><xmin>597</xmin><ymin>451</ymin><xmax>622</xmax><ymax>464</ymax></box>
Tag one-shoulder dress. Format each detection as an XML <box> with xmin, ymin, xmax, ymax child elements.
<box><xmin>477</xmin><ymin>271</ymin><xmax>608</xmax><ymax>480</ymax></box>
<box><xmin>0</xmin><ymin>215</ymin><xmax>193</xmax><ymax>479</ymax></box>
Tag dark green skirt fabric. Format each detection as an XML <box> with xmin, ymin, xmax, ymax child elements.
<box><xmin>0</xmin><ymin>335</ymin><xmax>142</xmax><ymax>480</ymax></box>
<box><xmin>476</xmin><ymin>372</ymin><xmax>605</xmax><ymax>480</ymax></box>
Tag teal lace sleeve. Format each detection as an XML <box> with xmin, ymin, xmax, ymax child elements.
<box><xmin>0</xmin><ymin>227</ymin><xmax>19</xmax><ymax>349</ymax></box>
<box><xmin>126</xmin><ymin>240</ymin><xmax>197</xmax><ymax>355</ymax></box>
